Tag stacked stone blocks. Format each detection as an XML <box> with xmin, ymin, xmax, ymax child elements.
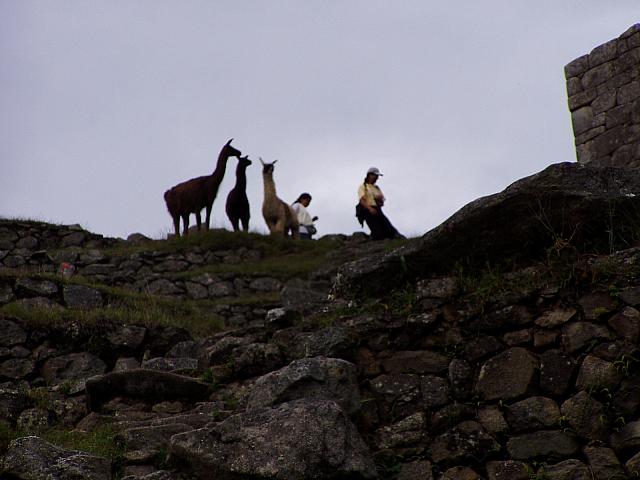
<box><xmin>566</xmin><ymin>24</ymin><xmax>640</xmax><ymax>166</ymax></box>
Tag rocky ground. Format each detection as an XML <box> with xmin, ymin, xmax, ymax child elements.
<box><xmin>2</xmin><ymin>163</ymin><xmax>640</xmax><ymax>479</ymax></box>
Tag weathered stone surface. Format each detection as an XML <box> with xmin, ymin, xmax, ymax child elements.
<box><xmin>506</xmin><ymin>431</ymin><xmax>579</xmax><ymax>460</ymax></box>
<box><xmin>336</xmin><ymin>163</ymin><xmax>640</xmax><ymax>295</ymax></box>
<box><xmin>416</xmin><ymin>277</ymin><xmax>458</xmax><ymax>299</ymax></box>
<box><xmin>381</xmin><ymin>350</ymin><xmax>449</xmax><ymax>375</ymax></box>
<box><xmin>0</xmin><ymin>358</ymin><xmax>35</xmax><ymax>380</ymax></box>
<box><xmin>575</xmin><ymin>354</ymin><xmax>622</xmax><ymax>390</ymax></box>
<box><xmin>505</xmin><ymin>396</ymin><xmax>561</xmax><ymax>432</ymax></box>
<box><xmin>147</xmin><ymin>279</ymin><xmax>182</xmax><ymax>296</ymax></box>
<box><xmin>486</xmin><ymin>460</ymin><xmax>528</xmax><ymax>480</ymax></box>
<box><xmin>106</xmin><ymin>325</ymin><xmax>147</xmax><ymax>351</ymax></box>
<box><xmin>141</xmin><ymin>357</ymin><xmax>198</xmax><ymax>372</ymax></box>
<box><xmin>396</xmin><ymin>460</ymin><xmax>433</xmax><ymax>480</ymax></box>
<box><xmin>230</xmin><ymin>342</ymin><xmax>283</xmax><ymax>378</ymax></box>
<box><xmin>608</xmin><ymin>306</ymin><xmax>640</xmax><ymax>342</ymax></box>
<box><xmin>15</xmin><ymin>277</ymin><xmax>58</xmax><ymax>297</ymax></box>
<box><xmin>281</xmin><ymin>278</ymin><xmax>328</xmax><ymax>313</ymax></box>
<box><xmin>275</xmin><ymin>326</ymin><xmax>357</xmax><ymax>361</ymax></box>
<box><xmin>583</xmin><ymin>446</ymin><xmax>624</xmax><ymax>480</ymax></box>
<box><xmin>86</xmin><ymin>370</ymin><xmax>210</xmax><ymax>411</ymax></box>
<box><xmin>448</xmin><ymin>358</ymin><xmax>472</xmax><ymax>400</ymax></box>
<box><xmin>540</xmin><ymin>349</ymin><xmax>575</xmax><ymax>396</ymax></box>
<box><xmin>561</xmin><ymin>391</ymin><xmax>609</xmax><ymax>441</ymax></box>
<box><xmin>145</xmin><ymin>326</ymin><xmax>192</xmax><ymax>357</ymax></box>
<box><xmin>374</xmin><ymin>412</ymin><xmax>426</xmax><ymax>449</ymax></box>
<box><xmin>166</xmin><ymin>341</ymin><xmax>199</xmax><ymax>359</ymax></box>
<box><xmin>578</xmin><ymin>291</ymin><xmax>616</xmax><ymax>320</ymax></box>
<box><xmin>121</xmin><ymin>423</ymin><xmax>193</xmax><ymax>463</ymax></box>
<box><xmin>627</xmin><ymin>451</ymin><xmax>640</xmax><ymax>477</ymax></box>
<box><xmin>477</xmin><ymin>406</ymin><xmax>508</xmax><ymax>436</ymax></box>
<box><xmin>562</xmin><ymin>322</ymin><xmax>611</xmax><ymax>353</ymax></box>
<box><xmin>63</xmin><ymin>284</ymin><xmax>103</xmax><ymax>308</ymax></box>
<box><xmin>249</xmin><ymin>277</ymin><xmax>282</xmax><ymax>292</ymax></box>
<box><xmin>613</xmin><ymin>372</ymin><xmax>640</xmax><ymax>416</ymax></box>
<box><xmin>477</xmin><ymin>347</ymin><xmax>538</xmax><ymax>401</ymax></box>
<box><xmin>169</xmin><ymin>399</ymin><xmax>377</xmax><ymax>480</ymax></box>
<box><xmin>610</xmin><ymin>419</ymin><xmax>640</xmax><ymax>453</ymax></box>
<box><xmin>0</xmin><ymin>319</ymin><xmax>27</xmax><ymax>347</ymax></box>
<box><xmin>199</xmin><ymin>335</ymin><xmax>252</xmax><ymax>367</ymax></box>
<box><xmin>420</xmin><ymin>375</ymin><xmax>449</xmax><ymax>408</ymax></box>
<box><xmin>247</xmin><ymin>357</ymin><xmax>360</xmax><ymax>415</ymax></box>
<box><xmin>543</xmin><ymin>459</ymin><xmax>590</xmax><ymax>480</ymax></box>
<box><xmin>2</xmin><ymin>435</ymin><xmax>111</xmax><ymax>480</ymax></box>
<box><xmin>370</xmin><ymin>374</ymin><xmax>421</xmax><ymax>405</ymax></box>
<box><xmin>440</xmin><ymin>466</ymin><xmax>481</xmax><ymax>480</ymax></box>
<box><xmin>535</xmin><ymin>307</ymin><xmax>576</xmax><ymax>328</ymax></box>
<box><xmin>463</xmin><ymin>336</ymin><xmax>502</xmax><ymax>362</ymax></box>
<box><xmin>16</xmin><ymin>408</ymin><xmax>49</xmax><ymax>433</ymax></box>
<box><xmin>0</xmin><ymin>388</ymin><xmax>30</xmax><ymax>423</ymax></box>
<box><xmin>114</xmin><ymin>357</ymin><xmax>140</xmax><ymax>372</ymax></box>
<box><xmin>42</xmin><ymin>352</ymin><xmax>107</xmax><ymax>388</ymax></box>
<box><xmin>429</xmin><ymin>420</ymin><xmax>499</xmax><ymax>464</ymax></box>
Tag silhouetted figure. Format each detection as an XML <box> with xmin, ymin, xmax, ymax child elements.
<box><xmin>164</xmin><ymin>139</ymin><xmax>241</xmax><ymax>237</ymax></box>
<box><xmin>225</xmin><ymin>155</ymin><xmax>252</xmax><ymax>232</ymax></box>
<box><xmin>357</xmin><ymin>167</ymin><xmax>401</xmax><ymax>240</ymax></box>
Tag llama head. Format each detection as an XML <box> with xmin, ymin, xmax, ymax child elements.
<box><xmin>238</xmin><ymin>155</ymin><xmax>252</xmax><ymax>168</ymax></box>
<box><xmin>222</xmin><ymin>138</ymin><xmax>242</xmax><ymax>159</ymax></box>
<box><xmin>260</xmin><ymin>157</ymin><xmax>277</xmax><ymax>175</ymax></box>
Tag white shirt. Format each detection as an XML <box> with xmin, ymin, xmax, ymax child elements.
<box><xmin>292</xmin><ymin>202</ymin><xmax>313</xmax><ymax>233</ymax></box>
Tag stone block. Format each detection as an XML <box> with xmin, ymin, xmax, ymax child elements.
<box><xmin>477</xmin><ymin>347</ymin><xmax>538</xmax><ymax>401</ymax></box>
<box><xmin>565</xmin><ymin>54</ymin><xmax>589</xmax><ymax>78</ymax></box>
<box><xmin>506</xmin><ymin>431</ymin><xmax>579</xmax><ymax>461</ymax></box>
<box><xmin>589</xmin><ymin>38</ymin><xmax>619</xmax><ymax>67</ymax></box>
<box><xmin>582</xmin><ymin>62</ymin><xmax>614</xmax><ymax>89</ymax></box>
<box><xmin>592</xmin><ymin>89</ymin><xmax>617</xmax><ymax>114</ymax></box>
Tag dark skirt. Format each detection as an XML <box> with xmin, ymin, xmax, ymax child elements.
<box><xmin>363</xmin><ymin>207</ymin><xmax>401</xmax><ymax>240</ymax></box>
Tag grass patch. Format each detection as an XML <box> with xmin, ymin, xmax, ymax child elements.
<box><xmin>1</xmin><ymin>289</ymin><xmax>226</xmax><ymax>337</ymax></box>
<box><xmin>42</xmin><ymin>425</ymin><xmax>125</xmax><ymax>460</ymax></box>
<box><xmin>0</xmin><ymin>422</ymin><xmax>124</xmax><ymax>461</ymax></box>
<box><xmin>102</xmin><ymin>229</ymin><xmax>342</xmax><ymax>258</ymax></box>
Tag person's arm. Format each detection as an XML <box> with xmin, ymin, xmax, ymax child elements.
<box><xmin>359</xmin><ymin>196</ymin><xmax>377</xmax><ymax>215</ymax></box>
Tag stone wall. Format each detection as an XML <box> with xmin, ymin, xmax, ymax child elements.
<box><xmin>565</xmin><ymin>24</ymin><xmax>640</xmax><ymax>166</ymax></box>
<box><xmin>0</xmin><ymin>220</ymin><xmax>284</xmax><ymax>328</ymax></box>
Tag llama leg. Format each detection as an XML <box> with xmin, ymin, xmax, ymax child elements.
<box><xmin>172</xmin><ymin>216</ymin><xmax>181</xmax><ymax>237</ymax></box>
<box><xmin>231</xmin><ymin>217</ymin><xmax>240</xmax><ymax>232</ymax></box>
<box><xmin>291</xmin><ymin>225</ymin><xmax>300</xmax><ymax>240</ymax></box>
<box><xmin>205</xmin><ymin>206</ymin><xmax>212</xmax><ymax>230</ymax></box>
<box><xmin>241</xmin><ymin>217</ymin><xmax>249</xmax><ymax>232</ymax></box>
<box><xmin>195</xmin><ymin>211</ymin><xmax>202</xmax><ymax>231</ymax></box>
<box><xmin>182</xmin><ymin>214</ymin><xmax>190</xmax><ymax>236</ymax></box>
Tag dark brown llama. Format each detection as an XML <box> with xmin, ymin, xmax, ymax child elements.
<box><xmin>225</xmin><ymin>155</ymin><xmax>252</xmax><ymax>232</ymax></box>
<box><xmin>164</xmin><ymin>139</ymin><xmax>241</xmax><ymax>237</ymax></box>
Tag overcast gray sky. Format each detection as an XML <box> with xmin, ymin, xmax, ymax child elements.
<box><xmin>1</xmin><ymin>1</ymin><xmax>638</xmax><ymax>239</ymax></box>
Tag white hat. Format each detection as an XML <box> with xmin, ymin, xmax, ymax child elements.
<box><xmin>367</xmin><ymin>167</ymin><xmax>383</xmax><ymax>176</ymax></box>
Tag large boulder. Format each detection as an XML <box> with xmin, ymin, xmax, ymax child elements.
<box><xmin>85</xmin><ymin>369</ymin><xmax>210</xmax><ymax>411</ymax></box>
<box><xmin>336</xmin><ymin>163</ymin><xmax>640</xmax><ymax>296</ymax></box>
<box><xmin>168</xmin><ymin>399</ymin><xmax>377</xmax><ymax>480</ymax></box>
<box><xmin>1</xmin><ymin>436</ymin><xmax>111</xmax><ymax>480</ymax></box>
<box><xmin>246</xmin><ymin>357</ymin><xmax>360</xmax><ymax>415</ymax></box>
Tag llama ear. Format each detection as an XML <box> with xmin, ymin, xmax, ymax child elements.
<box><xmin>259</xmin><ymin>157</ymin><xmax>265</xmax><ymax>165</ymax></box>
<box><xmin>273</xmin><ymin>159</ymin><xmax>278</xmax><ymax>164</ymax></box>
<box><xmin>225</xmin><ymin>138</ymin><xmax>234</xmax><ymax>146</ymax></box>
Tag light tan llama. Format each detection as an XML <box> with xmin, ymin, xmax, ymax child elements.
<box><xmin>260</xmin><ymin>158</ymin><xmax>299</xmax><ymax>238</ymax></box>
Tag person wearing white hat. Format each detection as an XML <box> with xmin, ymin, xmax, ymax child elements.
<box><xmin>356</xmin><ymin>167</ymin><xmax>401</xmax><ymax>240</ymax></box>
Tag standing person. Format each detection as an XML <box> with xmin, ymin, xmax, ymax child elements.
<box><xmin>292</xmin><ymin>193</ymin><xmax>318</xmax><ymax>240</ymax></box>
<box><xmin>357</xmin><ymin>167</ymin><xmax>401</xmax><ymax>240</ymax></box>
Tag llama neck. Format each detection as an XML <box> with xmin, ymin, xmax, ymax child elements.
<box><xmin>263</xmin><ymin>172</ymin><xmax>277</xmax><ymax>199</ymax></box>
<box><xmin>234</xmin><ymin>165</ymin><xmax>248</xmax><ymax>190</ymax></box>
<box><xmin>209</xmin><ymin>153</ymin><xmax>231</xmax><ymax>186</ymax></box>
